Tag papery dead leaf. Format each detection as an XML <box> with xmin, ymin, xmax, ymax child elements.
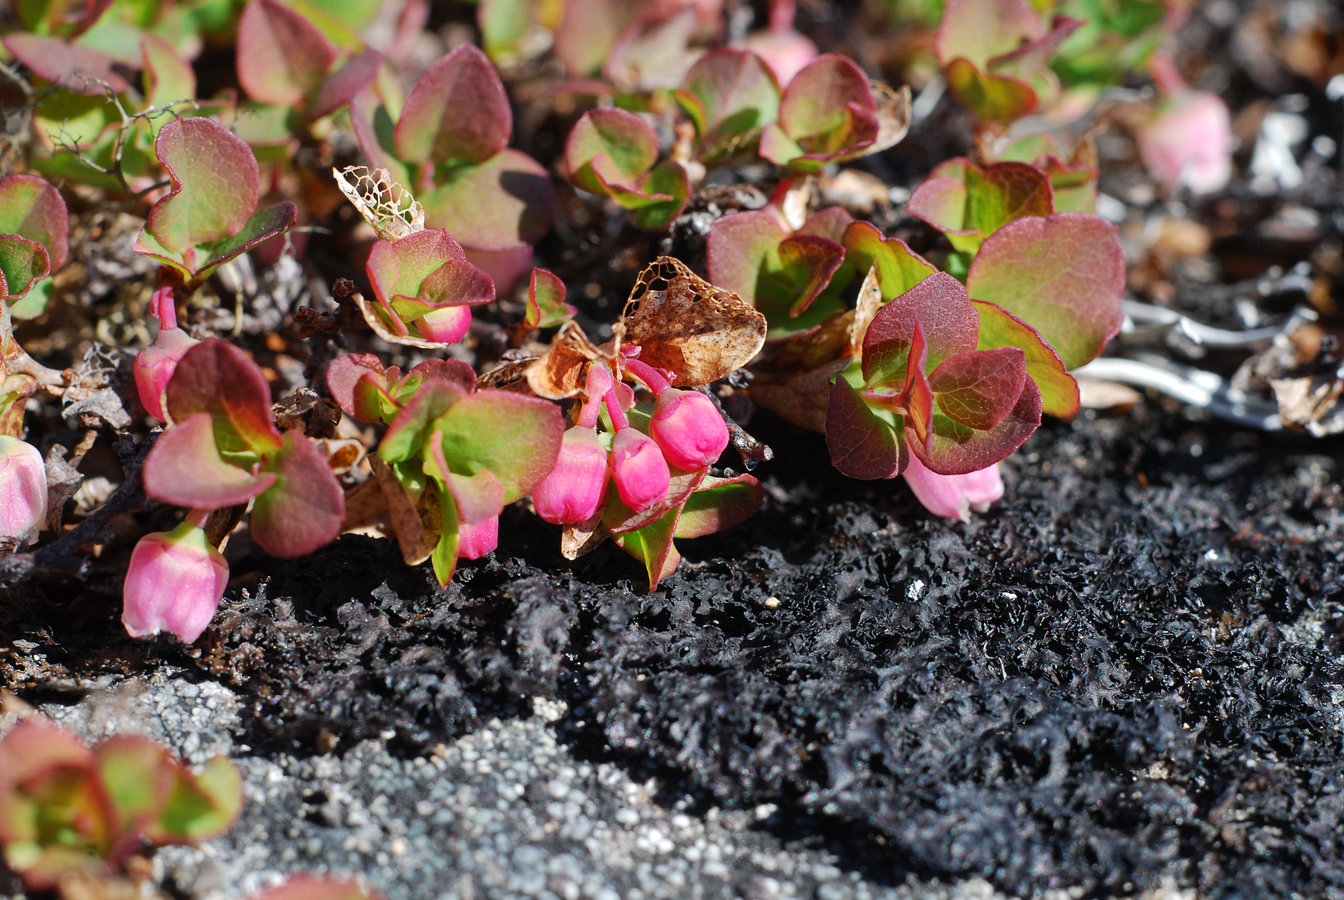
<box><xmin>560</xmin><ymin>507</ymin><xmax>607</xmax><ymax>559</ymax></box>
<box><xmin>334</xmin><ymin>166</ymin><xmax>425</xmax><ymax>242</ymax></box>
<box><xmin>868</xmin><ymin>81</ymin><xmax>912</xmax><ymax>157</ymax></box>
<box><xmin>618</xmin><ymin>256</ymin><xmax>766</xmax><ymax>386</ymax></box>
<box><xmin>370</xmin><ymin>455</ymin><xmax>440</xmax><ymax>565</ymax></box>
<box><xmin>527</xmin><ymin>321</ymin><xmax>607</xmax><ymax>399</ymax></box>
<box><xmin>349</xmin><ymin>288</ymin><xmax>455</xmax><ymax>350</ymax></box>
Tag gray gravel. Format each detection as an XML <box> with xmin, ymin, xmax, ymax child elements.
<box><xmin>1</xmin><ymin>670</ymin><xmax>1196</xmax><ymax>900</ymax></box>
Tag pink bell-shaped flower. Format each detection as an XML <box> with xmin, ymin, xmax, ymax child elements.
<box><xmin>649</xmin><ymin>389</ymin><xmax>729</xmax><ymax>471</ymax></box>
<box><xmin>533</xmin><ymin>426</ymin><xmax>609</xmax><ymax>524</ymax></box>
<box><xmin>902</xmin><ymin>453</ymin><xmax>1004</xmax><ymax>522</ymax></box>
<box><xmin>1137</xmin><ymin>90</ymin><xmax>1233</xmax><ymax>196</ymax></box>
<box><xmin>134</xmin><ymin>286</ymin><xmax>198</xmax><ymax>421</ymax></box>
<box><xmin>414</xmin><ymin>305</ymin><xmax>473</xmax><ymax>344</ymax></box>
<box><xmin>457</xmin><ymin>514</ymin><xmax>499</xmax><ymax>560</ymax></box>
<box><xmin>0</xmin><ymin>436</ymin><xmax>47</xmax><ymax>547</ymax></box>
<box><xmin>609</xmin><ymin>427</ymin><xmax>670</xmax><ymax>511</ymax></box>
<box><xmin>122</xmin><ymin>516</ymin><xmax>228</xmax><ymax>643</ymax></box>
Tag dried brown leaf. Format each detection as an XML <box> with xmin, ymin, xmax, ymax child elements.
<box><xmin>618</xmin><ymin>256</ymin><xmax>766</xmax><ymax>386</ymax></box>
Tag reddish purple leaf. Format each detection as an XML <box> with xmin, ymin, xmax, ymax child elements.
<box><xmin>706</xmin><ymin>207</ymin><xmax>789</xmax><ymax>301</ymax></box>
<box><xmin>862</xmin><ymin>272</ymin><xmax>979</xmax><ymax>387</ymax></box>
<box><xmin>965</xmin><ymin>213</ymin><xmax>1126</xmax><ymax>370</ymax></box>
<box><xmin>143</xmin><ymin>412</ymin><xmax>277</xmax><ymax>508</ymax></box>
<box><xmin>164</xmin><ymin>339</ymin><xmax>282</xmax><ymax>455</ymax></box>
<box><xmin>826</xmin><ymin>377</ymin><xmax>905</xmax><ymax>480</ymax></box>
<box><xmin>778</xmin><ymin>54</ymin><xmax>875</xmax><ymax>150</ymax></box>
<box><xmin>308</xmin><ymin>48</ymin><xmax>383</xmax><ymax>120</ymax></box>
<box><xmin>2</xmin><ymin>33</ymin><xmax>131</xmax><ymax>94</ymax></box>
<box><xmin>913</xmin><ymin>375</ymin><xmax>1041</xmax><ymax>475</ymax></box>
<box><xmin>395</xmin><ymin>44</ymin><xmax>511</xmax><ymax>165</ymax></box>
<box><xmin>236</xmin><ymin>0</ymin><xmax>337</xmax><ymax>106</ymax></box>
<box><xmin>929</xmin><ymin>347</ymin><xmax>1027</xmax><ymax>431</ymax></box>
<box><xmin>249</xmin><ymin>431</ymin><xmax>345</xmax><ymax>558</ymax></box>
<box><xmin>367</xmin><ymin>229</ymin><xmax>493</xmax><ymax>308</ymax></box>
<box><xmin>326</xmin><ymin>353</ymin><xmax>391</xmax><ymax>421</ymax></box>
<box><xmin>903</xmin><ymin>321</ymin><xmax>933</xmax><ymax>443</ymax></box>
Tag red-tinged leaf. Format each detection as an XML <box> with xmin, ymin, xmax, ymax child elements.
<box><xmin>441</xmin><ymin>468</ymin><xmax>505</xmax><ymax>525</ymax></box>
<box><xmin>164</xmin><ymin>339</ymin><xmax>282</xmax><ymax>455</ymax></box>
<box><xmin>405</xmin><ymin>359</ymin><xmax>478</xmax><ymax>397</ymax></box>
<box><xmin>0</xmin><ymin>720</ymin><xmax>95</xmax><ymax>803</ymax></box>
<box><xmin>92</xmin><ymin>737</ymin><xmax>175</xmax><ymax>840</ymax></box>
<box><xmin>564</xmin><ymin>107</ymin><xmax>659</xmax><ymax>195</ymax></box>
<box><xmin>380</xmin><ymin>380</ymin><xmax>469</xmax><ymax>464</ymax></box>
<box><xmin>706</xmin><ymin>207</ymin><xmax>790</xmax><ymax>301</ymax></box>
<box><xmin>250</xmin><ymin>430</ymin><xmax>345</xmax><ymax>558</ymax></box>
<box><xmin>142</xmin><ymin>118</ymin><xmax>260</xmax><ymax>255</ymax></box>
<box><xmin>674</xmin><ymin>473</ymin><xmax>764</xmax><ymax>539</ymax></box>
<box><xmin>553</xmin><ymin>0</ymin><xmax>637</xmax><ymax>76</ymax></box>
<box><xmin>524</xmin><ymin>268</ymin><xmax>574</xmax><ymax>330</ymax></box>
<box><xmin>431</xmin><ymin>390</ymin><xmax>564</xmax><ymax>503</ymax></box>
<box><xmin>16</xmin><ymin>0</ymin><xmax>115</xmax><ymax>38</ymax></box>
<box><xmin>195</xmin><ymin>201</ymin><xmax>296</xmax><ymax>275</ymax></box>
<box><xmin>603</xmin><ymin>7</ymin><xmax>701</xmax><ymax>91</ymax></box>
<box><xmin>966</xmin><ymin>213</ymin><xmax>1126</xmax><ymax>370</ymax></box>
<box><xmin>842</xmin><ymin>221</ymin><xmax>936</xmax><ymax>303</ymax></box>
<box><xmin>934</xmin><ymin>0</ymin><xmax>1043</xmax><ymax>67</ymax></box>
<box><xmin>308</xmin><ymin>48</ymin><xmax>382</xmax><ymax>119</ymax></box>
<box><xmin>143</xmin><ymin>412</ymin><xmax>277</xmax><ymax>508</ymax></box>
<box><xmin>326</xmin><ymin>353</ymin><xmax>390</xmax><ymax>421</ymax></box>
<box><xmin>150</xmin><ymin>754</ymin><xmax>242</xmax><ymax>842</ymax></box>
<box><xmin>629</xmin><ymin>160</ymin><xmax>690</xmax><ymax>231</ymax></box>
<box><xmin>777</xmin><ymin>54</ymin><xmax>876</xmax><ymax>153</ymax></box>
<box><xmin>0</xmin><ymin>175</ymin><xmax>69</xmax><ymax>273</ymax></box>
<box><xmin>914</xmin><ymin>375</ymin><xmax>1041</xmax><ymax>476</ymax></box>
<box><xmin>907</xmin><ymin>158</ymin><xmax>1053</xmax><ymax>254</ymax></box>
<box><xmin>903</xmin><ymin>320</ymin><xmax>933</xmax><ymax>442</ymax></box>
<box><xmin>676</xmin><ymin>48</ymin><xmax>781</xmax><ymax>155</ymax></box>
<box><xmin>776</xmin><ymin>235</ymin><xmax>846</xmax><ymax>316</ymax></box>
<box><xmin>610</xmin><ymin>506</ymin><xmax>683</xmax><ymax>590</ymax></box>
<box><xmin>1</xmin><ymin>33</ymin><xmax>131</xmax><ymax>94</ymax></box>
<box><xmin>943</xmin><ymin>58</ymin><xmax>1039</xmax><ymax>123</ymax></box>
<box><xmin>237</xmin><ymin>0</ymin><xmax>337</xmax><ymax>105</ymax></box>
<box><xmin>0</xmin><ymin>236</ymin><xmax>49</xmax><ymax>301</ymax></box>
<box><xmin>929</xmin><ymin>347</ymin><xmax>1027</xmax><ymax>431</ymax></box>
<box><xmin>862</xmin><ymin>271</ymin><xmax>978</xmax><ymax>387</ymax></box>
<box><xmin>419</xmin><ymin>149</ymin><xmax>555</xmax><ymax>250</ymax></box>
<box><xmin>367</xmin><ymin>229</ymin><xmax>489</xmax><ymax>306</ymax></box>
<box><xmin>141</xmin><ymin>34</ymin><xmax>195</xmax><ymax>109</ymax></box>
<box><xmin>603</xmin><ymin>466</ymin><xmax>706</xmax><ymax>535</ymax></box>
<box><xmin>973</xmin><ymin>299</ymin><xmax>1079</xmax><ymax>418</ymax></box>
<box><xmin>395</xmin><ymin>44</ymin><xmax>511</xmax><ymax>165</ymax></box>
<box><xmin>825</xmin><ymin>377</ymin><xmax>905</xmax><ymax>480</ymax></box>
<box><xmin>987</xmin><ymin>15</ymin><xmax>1080</xmax><ymax>100</ymax></box>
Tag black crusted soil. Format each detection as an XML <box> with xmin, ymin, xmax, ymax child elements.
<box><xmin>5</xmin><ymin>398</ymin><xmax>1343</xmax><ymax>898</ymax></box>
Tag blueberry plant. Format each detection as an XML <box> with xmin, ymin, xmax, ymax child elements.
<box><xmin>0</xmin><ymin>4</ymin><xmax>1242</xmax><ymax>663</ymax></box>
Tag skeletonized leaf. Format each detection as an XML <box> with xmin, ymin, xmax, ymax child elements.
<box><xmin>618</xmin><ymin>256</ymin><xmax>766</xmax><ymax>386</ymax></box>
<box><xmin>334</xmin><ymin>166</ymin><xmax>425</xmax><ymax>242</ymax></box>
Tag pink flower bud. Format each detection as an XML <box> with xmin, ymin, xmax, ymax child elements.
<box><xmin>902</xmin><ymin>453</ymin><xmax>1003</xmax><ymax>522</ymax></box>
<box><xmin>457</xmin><ymin>514</ymin><xmax>499</xmax><ymax>560</ymax></box>
<box><xmin>609</xmin><ymin>427</ymin><xmax>670</xmax><ymax>511</ymax></box>
<box><xmin>122</xmin><ymin>519</ymin><xmax>228</xmax><ymax>643</ymax></box>
<box><xmin>134</xmin><ymin>326</ymin><xmax>199</xmax><ymax>420</ymax></box>
<box><xmin>413</xmin><ymin>305</ymin><xmax>473</xmax><ymax>344</ymax></box>
<box><xmin>650</xmin><ymin>389</ymin><xmax>729</xmax><ymax>471</ymax></box>
<box><xmin>533</xmin><ymin>426</ymin><xmax>610</xmax><ymax>524</ymax></box>
<box><xmin>0</xmin><ymin>436</ymin><xmax>47</xmax><ymax>546</ymax></box>
<box><xmin>1137</xmin><ymin>90</ymin><xmax>1233</xmax><ymax>195</ymax></box>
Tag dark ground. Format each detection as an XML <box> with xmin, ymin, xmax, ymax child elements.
<box><xmin>3</xmin><ymin>1</ymin><xmax>1344</xmax><ymax>897</ymax></box>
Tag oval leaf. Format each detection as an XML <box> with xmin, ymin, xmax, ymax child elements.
<box><xmin>825</xmin><ymin>377</ymin><xmax>905</xmax><ymax>480</ymax></box>
<box><xmin>249</xmin><ymin>430</ymin><xmax>346</xmax><ymax>558</ymax></box>
<box><xmin>143</xmin><ymin>412</ymin><xmax>276</xmax><ymax>508</ymax></box>
<box><xmin>929</xmin><ymin>347</ymin><xmax>1028</xmax><ymax>431</ymax></box>
<box><xmin>236</xmin><ymin>0</ymin><xmax>337</xmax><ymax>106</ymax></box>
<box><xmin>965</xmin><ymin>213</ymin><xmax>1126</xmax><ymax>370</ymax></box>
<box><xmin>395</xmin><ymin>44</ymin><xmax>511</xmax><ymax>165</ymax></box>
<box><xmin>143</xmin><ymin>118</ymin><xmax>260</xmax><ymax>254</ymax></box>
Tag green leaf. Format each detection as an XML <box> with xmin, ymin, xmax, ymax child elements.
<box><xmin>141</xmin><ymin>117</ymin><xmax>261</xmax><ymax>255</ymax></box>
<box><xmin>973</xmin><ymin>299</ymin><xmax>1079</xmax><ymax>417</ymax></box>
<box><xmin>164</xmin><ymin>339</ymin><xmax>283</xmax><ymax>456</ymax></box>
<box><xmin>675</xmin><ymin>474</ymin><xmax>764</xmax><ymax>539</ymax></box>
<box><xmin>236</xmin><ymin>0</ymin><xmax>337</xmax><ymax>106</ymax></box>
<box><xmin>523</xmin><ymin>268</ymin><xmax>574</xmax><ymax>330</ymax></box>
<box><xmin>610</xmin><ymin>506</ymin><xmax>682</xmax><ymax>590</ymax></box>
<box><xmin>564</xmin><ymin>107</ymin><xmax>659</xmax><ymax>195</ymax></box>
<box><xmin>0</xmin><ymin>174</ymin><xmax>69</xmax><ymax>273</ymax></box>
<box><xmin>151</xmin><ymin>755</ymin><xmax>242</xmax><ymax>841</ymax></box>
<box><xmin>908</xmin><ymin>158</ymin><xmax>1054</xmax><ymax>255</ymax></box>
<box><xmin>0</xmin><ymin>236</ymin><xmax>50</xmax><ymax>303</ymax></box>
<box><xmin>431</xmin><ymin>389</ymin><xmax>564</xmax><ymax>503</ymax></box>
<box><xmin>380</xmin><ymin>379</ymin><xmax>469</xmax><ymax>464</ymax></box>
<box><xmin>965</xmin><ymin>213</ymin><xmax>1125</xmax><ymax>369</ymax></box>
<box><xmin>142</xmin><ymin>412</ymin><xmax>277</xmax><ymax>508</ymax></box>
<box><xmin>419</xmin><ymin>149</ymin><xmax>554</xmax><ymax>250</ymax></box>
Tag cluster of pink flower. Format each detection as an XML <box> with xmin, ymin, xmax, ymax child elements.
<box><xmin>532</xmin><ymin>351</ymin><xmax>729</xmax><ymax>525</ymax></box>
